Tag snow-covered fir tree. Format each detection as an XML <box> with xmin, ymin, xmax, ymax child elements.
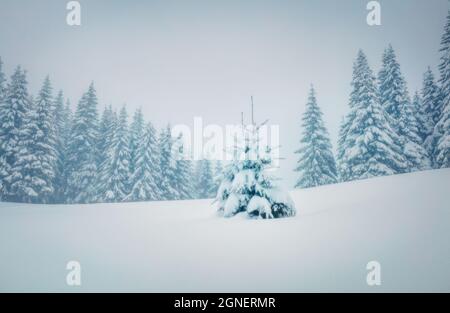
<box><xmin>378</xmin><ymin>45</ymin><xmax>408</xmax><ymax>122</ymax></box>
<box><xmin>97</xmin><ymin>105</ymin><xmax>115</xmax><ymax>167</ymax></box>
<box><xmin>294</xmin><ymin>86</ymin><xmax>338</xmax><ymax>188</ymax></box>
<box><xmin>7</xmin><ymin>98</ymin><xmax>39</xmax><ymax>203</ymax></box>
<box><xmin>172</xmin><ymin>134</ymin><xmax>194</xmax><ymax>200</ymax></box>
<box><xmin>0</xmin><ymin>57</ymin><xmax>7</xmax><ymax>198</ymax></box>
<box><xmin>23</xmin><ymin>76</ymin><xmax>58</xmax><ymax>203</ymax></box>
<box><xmin>338</xmin><ymin>50</ymin><xmax>407</xmax><ymax>181</ymax></box>
<box><xmin>96</xmin><ymin>107</ymin><xmax>117</xmax><ymax>201</ymax></box>
<box><xmin>434</xmin><ymin>98</ymin><xmax>450</xmax><ymax>167</ymax></box>
<box><xmin>0</xmin><ymin>57</ymin><xmax>5</xmax><ymax>102</ymax></box>
<box><xmin>400</xmin><ymin>94</ymin><xmax>432</xmax><ymax>171</ymax></box>
<box><xmin>215</xmin><ymin>114</ymin><xmax>296</xmax><ymax>219</ymax></box>
<box><xmin>378</xmin><ymin>45</ymin><xmax>430</xmax><ymax>172</ymax></box>
<box><xmin>57</xmin><ymin>99</ymin><xmax>73</xmax><ymax>202</ymax></box>
<box><xmin>213</xmin><ymin>161</ymin><xmax>223</xmax><ymax>192</ymax></box>
<box><xmin>336</xmin><ymin>116</ymin><xmax>350</xmax><ymax>181</ymax></box>
<box><xmin>158</xmin><ymin>125</ymin><xmax>178</xmax><ymax>200</ymax></box>
<box><xmin>0</xmin><ymin>67</ymin><xmax>31</xmax><ymax>200</ymax></box>
<box><xmin>129</xmin><ymin>108</ymin><xmax>145</xmax><ymax>176</ymax></box>
<box><xmin>422</xmin><ymin>68</ymin><xmax>442</xmax><ymax>129</ymax></box>
<box><xmin>65</xmin><ymin>83</ymin><xmax>99</xmax><ymax>203</ymax></box>
<box><xmin>52</xmin><ymin>90</ymin><xmax>71</xmax><ymax>202</ymax></box>
<box><xmin>126</xmin><ymin>122</ymin><xmax>160</xmax><ymax>201</ymax></box>
<box><xmin>195</xmin><ymin>159</ymin><xmax>216</xmax><ymax>199</ymax></box>
<box><xmin>434</xmin><ymin>10</ymin><xmax>450</xmax><ymax>168</ymax></box>
<box><xmin>412</xmin><ymin>92</ymin><xmax>432</xmax><ymax>145</ymax></box>
<box><xmin>422</xmin><ymin>67</ymin><xmax>442</xmax><ymax>164</ymax></box>
<box><xmin>98</xmin><ymin>106</ymin><xmax>131</xmax><ymax>202</ymax></box>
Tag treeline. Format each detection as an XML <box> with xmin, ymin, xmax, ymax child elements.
<box><xmin>294</xmin><ymin>13</ymin><xmax>450</xmax><ymax>188</ymax></box>
<box><xmin>0</xmin><ymin>68</ymin><xmax>220</xmax><ymax>204</ymax></box>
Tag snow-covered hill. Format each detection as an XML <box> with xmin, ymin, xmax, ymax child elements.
<box><xmin>0</xmin><ymin>169</ymin><xmax>449</xmax><ymax>292</ymax></box>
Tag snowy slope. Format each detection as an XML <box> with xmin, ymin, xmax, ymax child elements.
<box><xmin>0</xmin><ymin>169</ymin><xmax>449</xmax><ymax>292</ymax></box>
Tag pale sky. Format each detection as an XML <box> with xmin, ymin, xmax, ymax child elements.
<box><xmin>0</xmin><ymin>0</ymin><xmax>448</xmax><ymax>187</ymax></box>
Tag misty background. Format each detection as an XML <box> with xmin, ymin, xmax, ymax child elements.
<box><xmin>0</xmin><ymin>0</ymin><xmax>448</xmax><ymax>188</ymax></box>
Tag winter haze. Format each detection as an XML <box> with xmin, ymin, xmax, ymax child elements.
<box><xmin>0</xmin><ymin>0</ymin><xmax>448</xmax><ymax>187</ymax></box>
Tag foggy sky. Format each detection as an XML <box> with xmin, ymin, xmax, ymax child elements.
<box><xmin>0</xmin><ymin>0</ymin><xmax>448</xmax><ymax>187</ymax></box>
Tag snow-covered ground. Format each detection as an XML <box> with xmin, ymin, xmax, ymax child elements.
<box><xmin>0</xmin><ymin>169</ymin><xmax>449</xmax><ymax>292</ymax></box>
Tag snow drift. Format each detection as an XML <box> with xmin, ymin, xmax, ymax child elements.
<box><xmin>0</xmin><ymin>169</ymin><xmax>449</xmax><ymax>292</ymax></box>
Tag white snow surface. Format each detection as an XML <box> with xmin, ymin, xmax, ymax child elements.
<box><xmin>0</xmin><ymin>169</ymin><xmax>449</xmax><ymax>292</ymax></box>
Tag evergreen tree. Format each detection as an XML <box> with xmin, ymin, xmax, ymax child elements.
<box><xmin>195</xmin><ymin>159</ymin><xmax>216</xmax><ymax>199</ymax></box>
<box><xmin>294</xmin><ymin>86</ymin><xmax>338</xmax><ymax>188</ymax></box>
<box><xmin>412</xmin><ymin>92</ymin><xmax>432</xmax><ymax>145</ymax></box>
<box><xmin>129</xmin><ymin>108</ymin><xmax>145</xmax><ymax>176</ymax></box>
<box><xmin>339</xmin><ymin>50</ymin><xmax>407</xmax><ymax>181</ymax></box>
<box><xmin>53</xmin><ymin>90</ymin><xmax>69</xmax><ymax>202</ymax></box>
<box><xmin>97</xmin><ymin>105</ymin><xmax>115</xmax><ymax>167</ymax></box>
<box><xmin>0</xmin><ymin>67</ymin><xmax>31</xmax><ymax>200</ymax></box>
<box><xmin>9</xmin><ymin>76</ymin><xmax>58</xmax><ymax>203</ymax></box>
<box><xmin>99</xmin><ymin>106</ymin><xmax>131</xmax><ymax>202</ymax></box>
<box><xmin>7</xmin><ymin>97</ymin><xmax>38</xmax><ymax>203</ymax></box>
<box><xmin>422</xmin><ymin>67</ymin><xmax>442</xmax><ymax>165</ymax></box>
<box><xmin>438</xmin><ymin>10</ymin><xmax>450</xmax><ymax>120</ymax></box>
<box><xmin>58</xmin><ymin>99</ymin><xmax>73</xmax><ymax>202</ymax></box>
<box><xmin>336</xmin><ymin>116</ymin><xmax>350</xmax><ymax>181</ymax></box>
<box><xmin>215</xmin><ymin>119</ymin><xmax>295</xmax><ymax>219</ymax></box>
<box><xmin>96</xmin><ymin>108</ymin><xmax>118</xmax><ymax>201</ymax></box>
<box><xmin>422</xmin><ymin>67</ymin><xmax>442</xmax><ymax>127</ymax></box>
<box><xmin>172</xmin><ymin>134</ymin><xmax>194</xmax><ymax>200</ymax></box>
<box><xmin>434</xmin><ymin>99</ymin><xmax>450</xmax><ymax>168</ymax></box>
<box><xmin>0</xmin><ymin>57</ymin><xmax>6</xmax><ymax>102</ymax></box>
<box><xmin>158</xmin><ymin>125</ymin><xmax>178</xmax><ymax>200</ymax></box>
<box><xmin>378</xmin><ymin>45</ymin><xmax>429</xmax><ymax>171</ymax></box>
<box><xmin>65</xmin><ymin>83</ymin><xmax>99</xmax><ymax>203</ymax></box>
<box><xmin>126</xmin><ymin>122</ymin><xmax>160</xmax><ymax>201</ymax></box>
<box><xmin>0</xmin><ymin>57</ymin><xmax>7</xmax><ymax>198</ymax></box>
<box><xmin>213</xmin><ymin>161</ymin><xmax>224</xmax><ymax>192</ymax></box>
<box><xmin>400</xmin><ymin>94</ymin><xmax>432</xmax><ymax>171</ymax></box>
<box><xmin>434</xmin><ymin>10</ymin><xmax>450</xmax><ymax>168</ymax></box>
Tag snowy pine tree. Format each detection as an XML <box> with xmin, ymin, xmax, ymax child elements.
<box><xmin>65</xmin><ymin>83</ymin><xmax>99</xmax><ymax>203</ymax></box>
<box><xmin>215</xmin><ymin>112</ymin><xmax>296</xmax><ymax>219</ymax></box>
<box><xmin>412</xmin><ymin>92</ymin><xmax>432</xmax><ymax>145</ymax></box>
<box><xmin>0</xmin><ymin>57</ymin><xmax>6</xmax><ymax>102</ymax></box>
<box><xmin>0</xmin><ymin>57</ymin><xmax>7</xmax><ymax>198</ymax></box>
<box><xmin>96</xmin><ymin>108</ymin><xmax>118</xmax><ymax>201</ymax></box>
<box><xmin>126</xmin><ymin>122</ymin><xmax>160</xmax><ymax>201</ymax></box>
<box><xmin>294</xmin><ymin>86</ymin><xmax>338</xmax><ymax>188</ymax></box>
<box><xmin>52</xmin><ymin>90</ymin><xmax>71</xmax><ymax>202</ymax></box>
<box><xmin>129</xmin><ymin>108</ymin><xmax>145</xmax><ymax>176</ymax></box>
<box><xmin>99</xmin><ymin>106</ymin><xmax>131</xmax><ymax>202</ymax></box>
<box><xmin>378</xmin><ymin>45</ymin><xmax>429</xmax><ymax>172</ymax></box>
<box><xmin>213</xmin><ymin>161</ymin><xmax>224</xmax><ymax>192</ymax></box>
<box><xmin>172</xmin><ymin>134</ymin><xmax>194</xmax><ymax>200</ymax></box>
<box><xmin>7</xmin><ymin>97</ymin><xmax>39</xmax><ymax>203</ymax></box>
<box><xmin>378</xmin><ymin>45</ymin><xmax>407</xmax><ymax>122</ymax></box>
<box><xmin>57</xmin><ymin>99</ymin><xmax>73</xmax><ymax>202</ymax></box>
<box><xmin>434</xmin><ymin>10</ymin><xmax>450</xmax><ymax>168</ymax></box>
<box><xmin>195</xmin><ymin>159</ymin><xmax>215</xmax><ymax>199</ymax></box>
<box><xmin>0</xmin><ymin>67</ymin><xmax>31</xmax><ymax>200</ymax></box>
<box><xmin>400</xmin><ymin>94</ymin><xmax>432</xmax><ymax>171</ymax></box>
<box><xmin>97</xmin><ymin>105</ymin><xmax>115</xmax><ymax>167</ymax></box>
<box><xmin>158</xmin><ymin>125</ymin><xmax>178</xmax><ymax>200</ymax></box>
<box><xmin>434</xmin><ymin>98</ymin><xmax>450</xmax><ymax>167</ymax></box>
<box><xmin>23</xmin><ymin>76</ymin><xmax>58</xmax><ymax>203</ymax></box>
<box><xmin>339</xmin><ymin>50</ymin><xmax>407</xmax><ymax>180</ymax></box>
<box><xmin>422</xmin><ymin>67</ymin><xmax>442</xmax><ymax>165</ymax></box>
